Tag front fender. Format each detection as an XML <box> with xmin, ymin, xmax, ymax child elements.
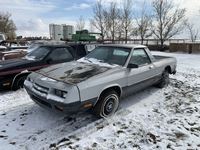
<box><xmin>12</xmin><ymin>71</ymin><xmax>32</xmax><ymax>88</ymax></box>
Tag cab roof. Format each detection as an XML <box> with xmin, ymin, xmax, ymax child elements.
<box><xmin>100</xmin><ymin>44</ymin><xmax>147</xmax><ymax>49</ymax></box>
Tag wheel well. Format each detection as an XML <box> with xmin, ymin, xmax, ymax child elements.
<box><xmin>165</xmin><ymin>66</ymin><xmax>172</xmax><ymax>74</ymax></box>
<box><xmin>99</xmin><ymin>86</ymin><xmax>122</xmax><ymax>98</ymax></box>
<box><xmin>12</xmin><ymin>73</ymin><xmax>30</xmax><ymax>88</ymax></box>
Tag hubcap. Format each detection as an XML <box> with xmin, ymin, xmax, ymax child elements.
<box><xmin>102</xmin><ymin>94</ymin><xmax>119</xmax><ymax>117</ymax></box>
<box><xmin>106</xmin><ymin>100</ymin><xmax>114</xmax><ymax>112</ymax></box>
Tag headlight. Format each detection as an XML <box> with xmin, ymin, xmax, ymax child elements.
<box><xmin>54</xmin><ymin>89</ymin><xmax>68</xmax><ymax>98</ymax></box>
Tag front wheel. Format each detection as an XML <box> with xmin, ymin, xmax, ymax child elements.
<box><xmin>156</xmin><ymin>70</ymin><xmax>169</xmax><ymax>88</ymax></box>
<box><xmin>93</xmin><ymin>90</ymin><xmax>119</xmax><ymax>118</ymax></box>
<box><xmin>12</xmin><ymin>76</ymin><xmax>27</xmax><ymax>91</ymax></box>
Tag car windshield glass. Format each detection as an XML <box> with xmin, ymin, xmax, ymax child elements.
<box><xmin>27</xmin><ymin>44</ymin><xmax>40</xmax><ymax>53</ymax></box>
<box><xmin>85</xmin><ymin>46</ymin><xmax>131</xmax><ymax>66</ymax></box>
<box><xmin>26</xmin><ymin>47</ymin><xmax>50</xmax><ymax>60</ymax></box>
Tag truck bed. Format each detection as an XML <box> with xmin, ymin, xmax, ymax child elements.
<box><xmin>153</xmin><ymin>55</ymin><xmax>175</xmax><ymax>60</ymax></box>
<box><xmin>152</xmin><ymin>55</ymin><xmax>177</xmax><ymax>74</ymax></box>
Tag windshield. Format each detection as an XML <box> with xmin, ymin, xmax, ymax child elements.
<box><xmin>26</xmin><ymin>47</ymin><xmax>50</xmax><ymax>60</ymax></box>
<box><xmin>85</xmin><ymin>46</ymin><xmax>131</xmax><ymax>66</ymax></box>
<box><xmin>27</xmin><ymin>44</ymin><xmax>40</xmax><ymax>53</ymax></box>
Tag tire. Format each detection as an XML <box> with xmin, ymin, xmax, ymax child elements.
<box><xmin>12</xmin><ymin>75</ymin><xmax>27</xmax><ymax>91</ymax></box>
<box><xmin>156</xmin><ymin>70</ymin><xmax>169</xmax><ymax>88</ymax></box>
<box><xmin>93</xmin><ymin>90</ymin><xmax>119</xmax><ymax>118</ymax></box>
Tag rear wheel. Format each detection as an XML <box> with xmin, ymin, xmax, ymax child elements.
<box><xmin>12</xmin><ymin>75</ymin><xmax>27</xmax><ymax>91</ymax></box>
<box><xmin>93</xmin><ymin>90</ymin><xmax>119</xmax><ymax>118</ymax></box>
<box><xmin>156</xmin><ymin>70</ymin><xmax>169</xmax><ymax>88</ymax></box>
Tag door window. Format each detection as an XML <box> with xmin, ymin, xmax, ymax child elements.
<box><xmin>48</xmin><ymin>48</ymin><xmax>73</xmax><ymax>62</ymax></box>
<box><xmin>129</xmin><ymin>49</ymin><xmax>151</xmax><ymax>66</ymax></box>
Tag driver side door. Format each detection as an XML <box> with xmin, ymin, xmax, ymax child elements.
<box><xmin>126</xmin><ymin>48</ymin><xmax>157</xmax><ymax>93</ymax></box>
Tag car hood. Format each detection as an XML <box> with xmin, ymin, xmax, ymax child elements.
<box><xmin>0</xmin><ymin>58</ymin><xmax>35</xmax><ymax>71</ymax></box>
<box><xmin>36</xmin><ymin>61</ymin><xmax>113</xmax><ymax>84</ymax></box>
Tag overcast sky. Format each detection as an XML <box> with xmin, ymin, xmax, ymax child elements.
<box><xmin>0</xmin><ymin>0</ymin><xmax>200</xmax><ymax>38</ymax></box>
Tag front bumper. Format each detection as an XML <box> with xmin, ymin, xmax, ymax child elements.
<box><xmin>24</xmin><ymin>83</ymin><xmax>82</xmax><ymax>113</ymax></box>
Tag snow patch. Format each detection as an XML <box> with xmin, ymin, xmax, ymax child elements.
<box><xmin>78</xmin><ymin>57</ymin><xmax>119</xmax><ymax>68</ymax></box>
<box><xmin>0</xmin><ymin>52</ymin><xmax>200</xmax><ymax>149</ymax></box>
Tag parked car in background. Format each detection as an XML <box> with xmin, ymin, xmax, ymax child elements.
<box><xmin>0</xmin><ymin>44</ymin><xmax>88</xmax><ymax>90</ymax></box>
<box><xmin>0</xmin><ymin>33</ymin><xmax>6</xmax><ymax>43</ymax></box>
<box><xmin>24</xmin><ymin>44</ymin><xmax>177</xmax><ymax>118</ymax></box>
<box><xmin>0</xmin><ymin>49</ymin><xmax>27</xmax><ymax>60</ymax></box>
<box><xmin>0</xmin><ymin>46</ymin><xmax>7</xmax><ymax>52</ymax></box>
<box><xmin>0</xmin><ymin>40</ymin><xmax>67</xmax><ymax>61</ymax></box>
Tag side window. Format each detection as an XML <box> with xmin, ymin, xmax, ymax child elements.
<box><xmin>48</xmin><ymin>48</ymin><xmax>73</xmax><ymax>62</ymax></box>
<box><xmin>71</xmin><ymin>45</ymin><xmax>86</xmax><ymax>58</ymax></box>
<box><xmin>111</xmin><ymin>49</ymin><xmax>130</xmax><ymax>65</ymax></box>
<box><xmin>129</xmin><ymin>49</ymin><xmax>151</xmax><ymax>66</ymax></box>
<box><xmin>113</xmin><ymin>49</ymin><xmax>129</xmax><ymax>56</ymax></box>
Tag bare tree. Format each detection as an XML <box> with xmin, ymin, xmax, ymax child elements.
<box><xmin>135</xmin><ymin>1</ymin><xmax>153</xmax><ymax>44</ymax></box>
<box><xmin>89</xmin><ymin>20</ymin><xmax>95</xmax><ymax>32</ymax></box>
<box><xmin>76</xmin><ymin>16</ymin><xmax>85</xmax><ymax>31</ymax></box>
<box><xmin>0</xmin><ymin>12</ymin><xmax>16</xmax><ymax>40</ymax></box>
<box><xmin>104</xmin><ymin>2</ymin><xmax>120</xmax><ymax>43</ymax></box>
<box><xmin>184</xmin><ymin>21</ymin><xmax>198</xmax><ymax>42</ymax></box>
<box><xmin>121</xmin><ymin>0</ymin><xmax>133</xmax><ymax>43</ymax></box>
<box><xmin>91</xmin><ymin>0</ymin><xmax>106</xmax><ymax>41</ymax></box>
<box><xmin>152</xmin><ymin>0</ymin><xmax>186</xmax><ymax>49</ymax></box>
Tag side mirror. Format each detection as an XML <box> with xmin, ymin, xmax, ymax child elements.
<box><xmin>127</xmin><ymin>63</ymin><xmax>139</xmax><ymax>69</ymax></box>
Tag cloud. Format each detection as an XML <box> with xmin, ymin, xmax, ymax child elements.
<box><xmin>0</xmin><ymin>0</ymin><xmax>56</xmax><ymax>15</ymax></box>
<box><xmin>17</xmin><ymin>18</ymin><xmax>49</xmax><ymax>37</ymax></box>
<box><xmin>0</xmin><ymin>0</ymin><xmax>200</xmax><ymax>38</ymax></box>
<box><xmin>65</xmin><ymin>3</ymin><xmax>91</xmax><ymax>11</ymax></box>
<box><xmin>0</xmin><ymin>0</ymin><xmax>56</xmax><ymax>37</ymax></box>
<box><xmin>175</xmin><ymin>0</ymin><xmax>200</xmax><ymax>38</ymax></box>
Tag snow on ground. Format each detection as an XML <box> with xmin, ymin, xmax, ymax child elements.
<box><xmin>0</xmin><ymin>52</ymin><xmax>200</xmax><ymax>150</ymax></box>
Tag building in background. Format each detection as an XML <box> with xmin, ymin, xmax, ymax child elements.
<box><xmin>49</xmin><ymin>24</ymin><xmax>63</xmax><ymax>41</ymax></box>
<box><xmin>62</xmin><ymin>25</ymin><xmax>74</xmax><ymax>40</ymax></box>
<box><xmin>49</xmin><ymin>24</ymin><xmax>74</xmax><ymax>41</ymax></box>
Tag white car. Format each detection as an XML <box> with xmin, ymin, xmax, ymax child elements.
<box><xmin>25</xmin><ymin>44</ymin><xmax>177</xmax><ymax>118</ymax></box>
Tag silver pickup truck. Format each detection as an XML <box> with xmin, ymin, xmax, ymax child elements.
<box><xmin>24</xmin><ymin>44</ymin><xmax>176</xmax><ymax>118</ymax></box>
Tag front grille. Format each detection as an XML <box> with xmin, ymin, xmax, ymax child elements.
<box><xmin>31</xmin><ymin>94</ymin><xmax>52</xmax><ymax>108</ymax></box>
<box><xmin>33</xmin><ymin>83</ymin><xmax>49</xmax><ymax>96</ymax></box>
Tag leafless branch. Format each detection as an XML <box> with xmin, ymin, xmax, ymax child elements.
<box><xmin>0</xmin><ymin>11</ymin><xmax>16</xmax><ymax>40</ymax></box>
<box><xmin>121</xmin><ymin>0</ymin><xmax>133</xmax><ymax>43</ymax></box>
<box><xmin>76</xmin><ymin>16</ymin><xmax>85</xmax><ymax>31</ymax></box>
<box><xmin>135</xmin><ymin>1</ymin><xmax>153</xmax><ymax>44</ymax></box>
<box><xmin>90</xmin><ymin>0</ymin><xmax>106</xmax><ymax>40</ymax></box>
<box><xmin>152</xmin><ymin>0</ymin><xmax>186</xmax><ymax>49</ymax></box>
<box><xmin>184</xmin><ymin>21</ymin><xmax>198</xmax><ymax>42</ymax></box>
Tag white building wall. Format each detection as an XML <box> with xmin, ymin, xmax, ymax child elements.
<box><xmin>62</xmin><ymin>25</ymin><xmax>74</xmax><ymax>40</ymax></box>
<box><xmin>49</xmin><ymin>24</ymin><xmax>74</xmax><ymax>41</ymax></box>
<box><xmin>49</xmin><ymin>24</ymin><xmax>63</xmax><ymax>41</ymax></box>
